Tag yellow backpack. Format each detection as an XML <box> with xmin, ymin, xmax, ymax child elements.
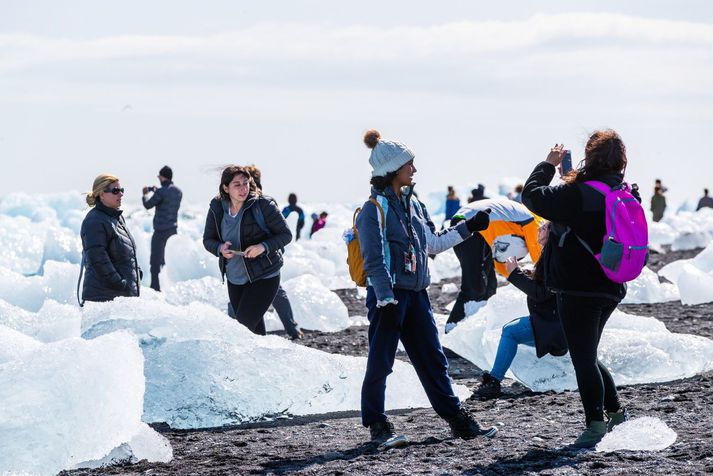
<box><xmin>347</xmin><ymin>197</ymin><xmax>385</xmax><ymax>287</ymax></box>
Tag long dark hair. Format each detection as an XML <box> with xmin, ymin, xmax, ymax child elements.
<box><xmin>564</xmin><ymin>129</ymin><xmax>627</xmax><ymax>184</ymax></box>
<box><xmin>218</xmin><ymin>165</ymin><xmax>260</xmax><ymax>200</ymax></box>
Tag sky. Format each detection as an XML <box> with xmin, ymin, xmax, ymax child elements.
<box><xmin>1</xmin><ymin>1</ymin><xmax>713</xmax><ymax>209</ymax></box>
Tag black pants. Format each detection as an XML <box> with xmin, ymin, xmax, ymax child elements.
<box><xmin>149</xmin><ymin>228</ymin><xmax>177</xmax><ymax>292</ymax></box>
<box><xmin>447</xmin><ymin>233</ymin><xmax>496</xmax><ymax>325</ymax></box>
<box><xmin>557</xmin><ymin>293</ymin><xmax>621</xmax><ymax>424</ymax></box>
<box><xmin>227</xmin><ymin>275</ymin><xmax>281</xmax><ymax>335</ymax></box>
<box><xmin>272</xmin><ymin>286</ymin><xmax>301</xmax><ymax>337</ymax></box>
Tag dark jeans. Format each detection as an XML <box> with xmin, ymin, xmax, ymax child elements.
<box><xmin>447</xmin><ymin>233</ymin><xmax>496</xmax><ymax>325</ymax></box>
<box><xmin>272</xmin><ymin>286</ymin><xmax>301</xmax><ymax>337</ymax></box>
<box><xmin>361</xmin><ymin>287</ymin><xmax>461</xmax><ymax>427</ymax></box>
<box><xmin>557</xmin><ymin>293</ymin><xmax>621</xmax><ymax>424</ymax></box>
<box><xmin>149</xmin><ymin>228</ymin><xmax>177</xmax><ymax>292</ymax></box>
<box><xmin>227</xmin><ymin>275</ymin><xmax>281</xmax><ymax>335</ymax></box>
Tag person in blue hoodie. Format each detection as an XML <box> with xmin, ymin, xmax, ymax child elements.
<box><xmin>356</xmin><ymin>129</ymin><xmax>496</xmax><ymax>443</ymax></box>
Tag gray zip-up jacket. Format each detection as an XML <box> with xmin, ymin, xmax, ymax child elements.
<box><xmin>356</xmin><ymin>185</ymin><xmax>471</xmax><ymax>303</ymax></box>
<box><xmin>142</xmin><ymin>181</ymin><xmax>183</xmax><ymax>231</ymax></box>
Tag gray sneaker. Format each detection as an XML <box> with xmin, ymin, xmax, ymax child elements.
<box><xmin>606</xmin><ymin>408</ymin><xmax>628</xmax><ymax>432</ymax></box>
<box><xmin>369</xmin><ymin>419</ymin><xmax>395</xmax><ymax>442</ymax></box>
<box><xmin>572</xmin><ymin>420</ymin><xmax>608</xmax><ymax>449</ymax></box>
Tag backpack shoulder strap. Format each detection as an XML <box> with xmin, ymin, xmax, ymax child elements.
<box><xmin>368</xmin><ymin>197</ymin><xmax>386</xmax><ymax>230</ymax></box>
<box><xmin>251</xmin><ymin>200</ymin><xmax>270</xmax><ymax>235</ymax></box>
<box><xmin>582</xmin><ymin>180</ymin><xmax>610</xmax><ymax>195</ymax></box>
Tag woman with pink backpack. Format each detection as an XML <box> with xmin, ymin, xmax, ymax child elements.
<box><xmin>521</xmin><ymin>129</ymin><xmax>645</xmax><ymax>449</ymax></box>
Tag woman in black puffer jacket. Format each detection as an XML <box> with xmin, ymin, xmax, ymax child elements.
<box><xmin>203</xmin><ymin>165</ymin><xmax>292</xmax><ymax>335</ymax></box>
<box><xmin>79</xmin><ymin>174</ymin><xmax>141</xmax><ymax>303</ymax></box>
<box><xmin>521</xmin><ymin>130</ymin><xmax>637</xmax><ymax>448</ymax></box>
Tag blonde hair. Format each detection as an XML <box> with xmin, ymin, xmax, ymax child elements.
<box><xmin>86</xmin><ymin>174</ymin><xmax>120</xmax><ymax>207</ymax></box>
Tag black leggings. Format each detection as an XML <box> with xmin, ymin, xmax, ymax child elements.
<box><xmin>557</xmin><ymin>293</ymin><xmax>621</xmax><ymax>424</ymax></box>
<box><xmin>227</xmin><ymin>275</ymin><xmax>280</xmax><ymax>336</ymax></box>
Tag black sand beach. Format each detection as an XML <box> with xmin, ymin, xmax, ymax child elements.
<box><xmin>63</xmin><ymin>248</ymin><xmax>713</xmax><ymax>475</ymax></box>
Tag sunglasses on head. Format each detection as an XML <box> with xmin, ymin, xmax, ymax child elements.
<box><xmin>104</xmin><ymin>187</ymin><xmax>125</xmax><ymax>195</ymax></box>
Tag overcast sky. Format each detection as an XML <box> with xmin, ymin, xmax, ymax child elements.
<box><xmin>1</xmin><ymin>1</ymin><xmax>712</xmax><ymax>208</ymax></box>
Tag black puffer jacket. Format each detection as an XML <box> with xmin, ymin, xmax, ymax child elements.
<box><xmin>202</xmin><ymin>195</ymin><xmax>292</xmax><ymax>282</ymax></box>
<box><xmin>80</xmin><ymin>201</ymin><xmax>141</xmax><ymax>302</ymax></box>
<box><xmin>142</xmin><ymin>181</ymin><xmax>183</xmax><ymax>231</ymax></box>
<box><xmin>522</xmin><ymin>161</ymin><xmax>627</xmax><ymax>301</ymax></box>
<box><xmin>507</xmin><ymin>266</ymin><xmax>567</xmax><ymax>358</ymax></box>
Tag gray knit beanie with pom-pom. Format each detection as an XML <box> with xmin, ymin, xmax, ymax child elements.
<box><xmin>363</xmin><ymin>129</ymin><xmax>415</xmax><ymax>177</ymax></box>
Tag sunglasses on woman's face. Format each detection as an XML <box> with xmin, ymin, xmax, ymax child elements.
<box><xmin>104</xmin><ymin>187</ymin><xmax>125</xmax><ymax>195</ymax></box>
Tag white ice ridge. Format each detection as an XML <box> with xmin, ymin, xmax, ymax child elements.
<box><xmin>442</xmin><ymin>285</ymin><xmax>713</xmax><ymax>392</ymax></box>
<box><xmin>0</xmin><ymin>331</ymin><xmax>171</xmax><ymax>475</ymax></box>
<box><xmin>80</xmin><ymin>296</ymin><xmax>470</xmax><ymax>429</ymax></box>
<box><xmin>658</xmin><ymin>242</ymin><xmax>713</xmax><ymax>305</ymax></box>
<box><xmin>596</xmin><ymin>417</ymin><xmax>677</xmax><ymax>452</ymax></box>
<box><xmin>622</xmin><ymin>266</ymin><xmax>679</xmax><ymax>304</ymax></box>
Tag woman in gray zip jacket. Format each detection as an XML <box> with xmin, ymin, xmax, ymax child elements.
<box><xmin>203</xmin><ymin>165</ymin><xmax>292</xmax><ymax>335</ymax></box>
<box><xmin>355</xmin><ymin>129</ymin><xmax>496</xmax><ymax>443</ymax></box>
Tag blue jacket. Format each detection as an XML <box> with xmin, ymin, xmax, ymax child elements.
<box><xmin>356</xmin><ymin>185</ymin><xmax>471</xmax><ymax>303</ymax></box>
<box><xmin>142</xmin><ymin>181</ymin><xmax>183</xmax><ymax>232</ymax></box>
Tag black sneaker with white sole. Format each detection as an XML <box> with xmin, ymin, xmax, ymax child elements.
<box><xmin>447</xmin><ymin>408</ymin><xmax>498</xmax><ymax>439</ymax></box>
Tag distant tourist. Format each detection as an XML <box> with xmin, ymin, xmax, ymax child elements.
<box><xmin>202</xmin><ymin>166</ymin><xmax>292</xmax><ymax>336</ymax></box>
<box><xmin>310</xmin><ymin>211</ymin><xmax>328</xmax><ymax>238</ymax></box>
<box><xmin>475</xmin><ymin>221</ymin><xmax>567</xmax><ymax>399</ymax></box>
<box><xmin>357</xmin><ymin>128</ymin><xmax>496</xmax><ymax>443</ymax></box>
<box><xmin>79</xmin><ymin>174</ymin><xmax>141</xmax><ymax>304</ymax></box>
<box><xmin>508</xmin><ymin>184</ymin><xmax>524</xmax><ymax>203</ymax></box>
<box><xmin>468</xmin><ymin>183</ymin><xmax>488</xmax><ymax>203</ymax></box>
<box><xmin>650</xmin><ymin>179</ymin><xmax>667</xmax><ymax>222</ymax></box>
<box><xmin>522</xmin><ymin>130</ymin><xmax>634</xmax><ymax>448</ymax></box>
<box><xmin>244</xmin><ymin>165</ymin><xmax>304</xmax><ymax>340</ymax></box>
<box><xmin>444</xmin><ymin>186</ymin><xmax>460</xmax><ymax>221</ymax></box>
<box><xmin>282</xmin><ymin>193</ymin><xmax>306</xmax><ymax>241</ymax></box>
<box><xmin>696</xmin><ymin>188</ymin><xmax>713</xmax><ymax>211</ymax></box>
<box><xmin>142</xmin><ymin>165</ymin><xmax>182</xmax><ymax>292</ymax></box>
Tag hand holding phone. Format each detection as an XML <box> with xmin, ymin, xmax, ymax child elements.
<box><xmin>560</xmin><ymin>150</ymin><xmax>573</xmax><ymax>175</ymax></box>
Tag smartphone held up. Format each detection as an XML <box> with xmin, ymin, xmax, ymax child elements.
<box><xmin>560</xmin><ymin>150</ymin><xmax>573</xmax><ymax>175</ymax></box>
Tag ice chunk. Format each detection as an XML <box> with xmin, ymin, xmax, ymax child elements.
<box><xmin>0</xmin><ymin>324</ymin><xmax>42</xmax><ymax>363</ymax></box>
<box><xmin>0</xmin><ymin>298</ymin><xmax>81</xmax><ymax>342</ymax></box>
<box><xmin>0</xmin><ymin>331</ymin><xmax>150</xmax><ymax>475</ymax></box>
<box><xmin>0</xmin><ymin>261</ymin><xmax>80</xmax><ymax>312</ymax></box>
<box><xmin>429</xmin><ymin>249</ymin><xmax>461</xmax><ymax>283</ymax></box>
<box><xmin>596</xmin><ymin>417</ymin><xmax>677</xmax><ymax>452</ymax></box>
<box><xmin>441</xmin><ymin>282</ymin><xmax>459</xmax><ymax>294</ymax></box>
<box><xmin>658</xmin><ymin>259</ymin><xmax>692</xmax><ymax>284</ymax></box>
<box><xmin>80</xmin><ymin>297</ymin><xmax>470</xmax><ymax>429</ymax></box>
<box><xmin>648</xmin><ymin>221</ymin><xmax>677</xmax><ymax>246</ymax></box>
<box><xmin>622</xmin><ymin>267</ymin><xmax>679</xmax><ymax>304</ymax></box>
<box><xmin>677</xmin><ymin>264</ymin><xmax>713</xmax><ymax>305</ymax></box>
<box><xmin>442</xmin><ymin>285</ymin><xmax>713</xmax><ymax>392</ymax></box>
<box><xmin>74</xmin><ymin>423</ymin><xmax>173</xmax><ymax>470</ymax></box>
<box><xmin>281</xmin><ymin>274</ymin><xmax>350</xmax><ymax>332</ymax></box>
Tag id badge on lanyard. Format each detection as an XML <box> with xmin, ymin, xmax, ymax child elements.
<box><xmin>404</xmin><ymin>244</ymin><xmax>417</xmax><ymax>274</ymax></box>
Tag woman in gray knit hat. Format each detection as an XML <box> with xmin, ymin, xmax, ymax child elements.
<box><xmin>355</xmin><ymin>129</ymin><xmax>497</xmax><ymax>443</ymax></box>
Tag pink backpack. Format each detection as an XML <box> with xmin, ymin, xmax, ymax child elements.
<box><xmin>574</xmin><ymin>181</ymin><xmax>649</xmax><ymax>283</ymax></box>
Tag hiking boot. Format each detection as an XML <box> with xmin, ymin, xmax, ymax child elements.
<box><xmin>369</xmin><ymin>419</ymin><xmax>395</xmax><ymax>442</ymax></box>
<box><xmin>572</xmin><ymin>420</ymin><xmax>608</xmax><ymax>449</ymax></box>
<box><xmin>447</xmin><ymin>408</ymin><xmax>498</xmax><ymax>439</ymax></box>
<box><xmin>606</xmin><ymin>408</ymin><xmax>628</xmax><ymax>432</ymax></box>
<box><xmin>444</xmin><ymin>322</ymin><xmax>458</xmax><ymax>334</ymax></box>
<box><xmin>290</xmin><ymin>329</ymin><xmax>304</xmax><ymax>341</ymax></box>
<box><xmin>475</xmin><ymin>373</ymin><xmax>502</xmax><ymax>399</ymax></box>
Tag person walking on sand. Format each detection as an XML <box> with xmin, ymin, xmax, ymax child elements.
<box><xmin>142</xmin><ymin>165</ymin><xmax>182</xmax><ymax>292</ymax></box>
<box><xmin>357</xmin><ymin>128</ymin><xmax>497</xmax><ymax>443</ymax></box>
<box><xmin>475</xmin><ymin>221</ymin><xmax>568</xmax><ymax>399</ymax></box>
<box><xmin>202</xmin><ymin>166</ymin><xmax>292</xmax><ymax>336</ymax></box>
<box><xmin>244</xmin><ymin>165</ymin><xmax>304</xmax><ymax>340</ymax></box>
<box><xmin>521</xmin><ymin>130</ymin><xmax>636</xmax><ymax>448</ymax></box>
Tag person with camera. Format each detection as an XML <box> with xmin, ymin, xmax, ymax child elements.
<box><xmin>142</xmin><ymin>165</ymin><xmax>183</xmax><ymax>292</ymax></box>
<box><xmin>202</xmin><ymin>166</ymin><xmax>292</xmax><ymax>335</ymax></box>
<box><xmin>521</xmin><ymin>130</ymin><xmax>635</xmax><ymax>448</ymax></box>
<box><xmin>79</xmin><ymin>174</ymin><xmax>141</xmax><ymax>304</ymax></box>
<box><xmin>356</xmin><ymin>129</ymin><xmax>496</xmax><ymax>443</ymax></box>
